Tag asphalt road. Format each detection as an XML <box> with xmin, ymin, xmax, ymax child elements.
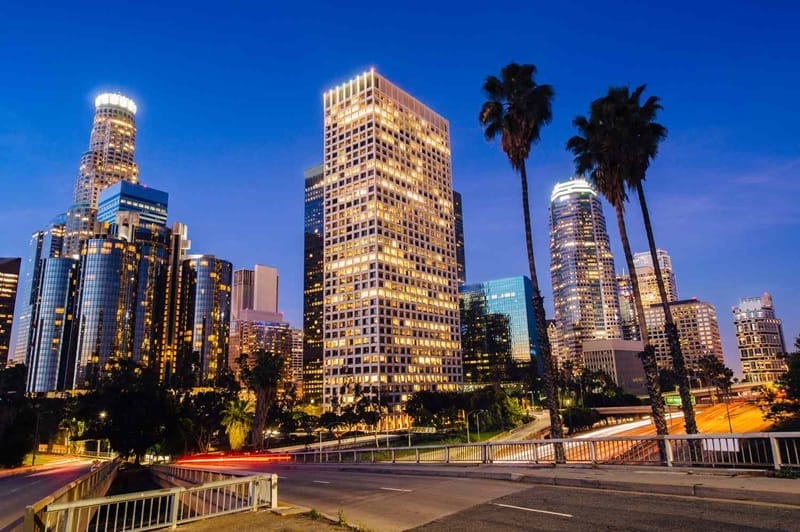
<box><xmin>413</xmin><ymin>483</ymin><xmax>800</xmax><ymax>531</ymax></box>
<box><xmin>0</xmin><ymin>460</ymin><xmax>92</xmax><ymax>532</ymax></box>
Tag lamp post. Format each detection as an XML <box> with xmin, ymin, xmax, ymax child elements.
<box><xmin>98</xmin><ymin>411</ymin><xmax>107</xmax><ymax>457</ymax></box>
<box><xmin>466</xmin><ymin>409</ymin><xmax>487</xmax><ymax>443</ymax></box>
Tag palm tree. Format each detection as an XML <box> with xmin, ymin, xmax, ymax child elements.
<box><xmin>238</xmin><ymin>349</ymin><xmax>286</xmax><ymax>449</ymax></box>
<box><xmin>479</xmin><ymin>63</ymin><xmax>564</xmax><ymax>443</ymax></box>
<box><xmin>623</xmin><ymin>86</ymin><xmax>698</xmax><ymax>434</ymax></box>
<box><xmin>566</xmin><ymin>86</ymin><xmax>668</xmax><ymax>436</ymax></box>
<box><xmin>221</xmin><ymin>399</ymin><xmax>253</xmax><ymax>451</ymax></box>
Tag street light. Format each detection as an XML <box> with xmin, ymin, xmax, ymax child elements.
<box><xmin>466</xmin><ymin>409</ymin><xmax>487</xmax><ymax>443</ymax></box>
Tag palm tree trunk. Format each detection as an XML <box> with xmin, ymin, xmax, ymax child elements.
<box><xmin>251</xmin><ymin>388</ymin><xmax>269</xmax><ymax>449</ymax></box>
<box><xmin>613</xmin><ymin>204</ymin><xmax>668</xmax><ymax>437</ymax></box>
<box><xmin>518</xmin><ymin>162</ymin><xmax>565</xmax><ymax>454</ymax></box>
<box><xmin>634</xmin><ymin>182</ymin><xmax>698</xmax><ymax>434</ymax></box>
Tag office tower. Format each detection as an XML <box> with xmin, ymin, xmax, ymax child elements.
<box><xmin>459</xmin><ymin>276</ymin><xmax>538</xmax><ymax>383</ymax></box>
<box><xmin>643</xmin><ymin>298</ymin><xmax>723</xmax><ymax>370</ymax></box>
<box><xmin>232</xmin><ymin>264</ymin><xmax>279</xmax><ymax>321</ymax></box>
<box><xmin>291</xmin><ymin>328</ymin><xmax>304</xmax><ymax>392</ymax></box>
<box><xmin>453</xmin><ymin>190</ymin><xmax>466</xmax><ymax>285</ymax></box>
<box><xmin>10</xmin><ymin>215</ymin><xmax>66</xmax><ymax>365</ymax></box>
<box><xmin>322</xmin><ymin>70</ymin><xmax>461</xmax><ymax>421</ymax></box>
<box><xmin>26</xmin><ymin>258</ymin><xmax>79</xmax><ymax>392</ymax></box>
<box><xmin>734</xmin><ymin>293</ymin><xmax>787</xmax><ymax>383</ymax></box>
<box><xmin>549</xmin><ymin>178</ymin><xmax>622</xmax><ymax>368</ymax></box>
<box><xmin>547</xmin><ymin>320</ymin><xmax>564</xmax><ymax>367</ymax></box>
<box><xmin>633</xmin><ymin>249</ymin><xmax>678</xmax><ymax>306</ymax></box>
<box><xmin>161</xmin><ymin>222</ymin><xmax>191</xmax><ymax>380</ymax></box>
<box><xmin>177</xmin><ymin>255</ymin><xmax>232</xmax><ymax>384</ymax></box>
<box><xmin>64</xmin><ymin>93</ymin><xmax>140</xmax><ymax>256</ymax></box>
<box><xmin>303</xmin><ymin>163</ymin><xmax>324</xmax><ymax>402</ymax></box>
<box><xmin>616</xmin><ymin>273</ymin><xmax>640</xmax><ymax>341</ymax></box>
<box><xmin>0</xmin><ymin>258</ymin><xmax>21</xmax><ymax>367</ymax></box>
<box><xmin>582</xmin><ymin>339</ymin><xmax>647</xmax><ymax>395</ymax></box>
<box><xmin>97</xmin><ymin>181</ymin><xmax>168</xmax><ymax>226</ymax></box>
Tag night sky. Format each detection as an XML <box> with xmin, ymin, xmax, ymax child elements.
<box><xmin>1</xmin><ymin>1</ymin><xmax>798</xmax><ymax>374</ymax></box>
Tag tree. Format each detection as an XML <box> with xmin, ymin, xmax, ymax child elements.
<box><xmin>221</xmin><ymin>399</ymin><xmax>253</xmax><ymax>451</ymax></box>
<box><xmin>759</xmin><ymin>335</ymin><xmax>800</xmax><ymax>428</ymax></box>
<box><xmin>623</xmin><ymin>86</ymin><xmax>698</xmax><ymax>434</ymax></box>
<box><xmin>238</xmin><ymin>350</ymin><xmax>285</xmax><ymax>449</ymax></box>
<box><xmin>479</xmin><ymin>63</ymin><xmax>563</xmax><ymax>443</ymax></box>
<box><xmin>566</xmin><ymin>86</ymin><xmax>668</xmax><ymax>435</ymax></box>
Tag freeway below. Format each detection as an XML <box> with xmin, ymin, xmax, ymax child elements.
<box><xmin>0</xmin><ymin>459</ymin><xmax>93</xmax><ymax>531</ymax></box>
<box><xmin>169</xmin><ymin>463</ymin><xmax>800</xmax><ymax>531</ymax></box>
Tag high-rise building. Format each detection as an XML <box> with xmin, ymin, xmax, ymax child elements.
<box><xmin>232</xmin><ymin>265</ymin><xmax>279</xmax><ymax>321</ymax></box>
<box><xmin>322</xmin><ymin>70</ymin><xmax>461</xmax><ymax>421</ymax></box>
<box><xmin>161</xmin><ymin>222</ymin><xmax>191</xmax><ymax>381</ymax></box>
<box><xmin>10</xmin><ymin>215</ymin><xmax>65</xmax><ymax>365</ymax></box>
<box><xmin>734</xmin><ymin>293</ymin><xmax>787</xmax><ymax>383</ymax></box>
<box><xmin>97</xmin><ymin>181</ymin><xmax>168</xmax><ymax>226</ymax></box>
<box><xmin>303</xmin><ymin>163</ymin><xmax>325</xmax><ymax>402</ymax></box>
<box><xmin>549</xmin><ymin>178</ymin><xmax>622</xmax><ymax>368</ymax></box>
<box><xmin>26</xmin><ymin>258</ymin><xmax>79</xmax><ymax>392</ymax></box>
<box><xmin>453</xmin><ymin>191</ymin><xmax>466</xmax><ymax>285</ymax></box>
<box><xmin>633</xmin><ymin>249</ymin><xmax>678</xmax><ymax>307</ymax></box>
<box><xmin>459</xmin><ymin>276</ymin><xmax>538</xmax><ymax>383</ymax></box>
<box><xmin>643</xmin><ymin>298</ymin><xmax>723</xmax><ymax>370</ymax></box>
<box><xmin>177</xmin><ymin>255</ymin><xmax>232</xmax><ymax>384</ymax></box>
<box><xmin>582</xmin><ymin>339</ymin><xmax>647</xmax><ymax>395</ymax></box>
<box><xmin>0</xmin><ymin>258</ymin><xmax>21</xmax><ymax>367</ymax></box>
<box><xmin>65</xmin><ymin>93</ymin><xmax>140</xmax><ymax>256</ymax></box>
<box><xmin>616</xmin><ymin>273</ymin><xmax>640</xmax><ymax>341</ymax></box>
<box><xmin>291</xmin><ymin>328</ymin><xmax>304</xmax><ymax>392</ymax></box>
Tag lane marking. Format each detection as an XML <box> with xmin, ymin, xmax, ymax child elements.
<box><xmin>278</xmin><ymin>476</ymin><xmax>288</xmax><ymax>480</ymax></box>
<box><xmin>492</xmin><ymin>503</ymin><xmax>573</xmax><ymax>518</ymax></box>
<box><xmin>312</xmin><ymin>480</ymin><xmax>331</xmax><ymax>484</ymax></box>
<box><xmin>379</xmin><ymin>487</ymin><xmax>413</xmax><ymax>492</ymax></box>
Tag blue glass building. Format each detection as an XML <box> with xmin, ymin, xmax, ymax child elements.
<box><xmin>97</xmin><ymin>181</ymin><xmax>168</xmax><ymax>226</ymax></box>
<box><xmin>302</xmin><ymin>164</ymin><xmax>324</xmax><ymax>401</ymax></box>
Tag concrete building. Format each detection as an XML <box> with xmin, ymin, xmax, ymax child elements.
<box><xmin>0</xmin><ymin>258</ymin><xmax>21</xmax><ymax>367</ymax></box>
<box><xmin>582</xmin><ymin>339</ymin><xmax>647</xmax><ymax>396</ymax></box>
<box><xmin>322</xmin><ymin>70</ymin><xmax>461</xmax><ymax>421</ymax></box>
<box><xmin>232</xmin><ymin>264</ymin><xmax>279</xmax><ymax>320</ymax></box>
<box><xmin>734</xmin><ymin>293</ymin><xmax>787</xmax><ymax>383</ymax></box>
<box><xmin>549</xmin><ymin>178</ymin><xmax>622</xmax><ymax>369</ymax></box>
<box><xmin>643</xmin><ymin>298</ymin><xmax>723</xmax><ymax>370</ymax></box>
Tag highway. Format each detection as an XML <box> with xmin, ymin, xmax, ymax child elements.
<box><xmin>0</xmin><ymin>460</ymin><xmax>93</xmax><ymax>531</ymax></box>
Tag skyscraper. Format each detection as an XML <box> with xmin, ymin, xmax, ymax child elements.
<box><xmin>97</xmin><ymin>181</ymin><xmax>168</xmax><ymax>226</ymax></box>
<box><xmin>549</xmin><ymin>178</ymin><xmax>622</xmax><ymax>368</ymax></box>
<box><xmin>734</xmin><ymin>293</ymin><xmax>787</xmax><ymax>383</ymax></box>
<box><xmin>65</xmin><ymin>93</ymin><xmax>140</xmax><ymax>256</ymax></box>
<box><xmin>161</xmin><ymin>222</ymin><xmax>191</xmax><ymax>381</ymax></box>
<box><xmin>303</xmin><ymin>163</ymin><xmax>324</xmax><ymax>402</ymax></box>
<box><xmin>453</xmin><ymin>190</ymin><xmax>467</xmax><ymax>285</ymax></box>
<box><xmin>633</xmin><ymin>249</ymin><xmax>678</xmax><ymax>307</ymax></box>
<box><xmin>177</xmin><ymin>255</ymin><xmax>232</xmax><ymax>384</ymax></box>
<box><xmin>322</xmin><ymin>70</ymin><xmax>462</xmax><ymax>422</ymax></box>
<box><xmin>643</xmin><ymin>298</ymin><xmax>723</xmax><ymax>370</ymax></box>
<box><xmin>459</xmin><ymin>276</ymin><xmax>537</xmax><ymax>383</ymax></box>
<box><xmin>0</xmin><ymin>258</ymin><xmax>21</xmax><ymax>367</ymax></box>
<box><xmin>616</xmin><ymin>273</ymin><xmax>640</xmax><ymax>341</ymax></box>
<box><xmin>232</xmin><ymin>264</ymin><xmax>279</xmax><ymax>321</ymax></box>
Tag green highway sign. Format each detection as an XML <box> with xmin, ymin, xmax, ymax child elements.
<box><xmin>664</xmin><ymin>395</ymin><xmax>696</xmax><ymax>406</ymax></box>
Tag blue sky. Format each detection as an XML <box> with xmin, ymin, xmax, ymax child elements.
<box><xmin>1</xmin><ymin>1</ymin><xmax>798</xmax><ymax>374</ymax></box>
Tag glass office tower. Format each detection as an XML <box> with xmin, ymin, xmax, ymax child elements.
<box><xmin>454</xmin><ymin>191</ymin><xmax>466</xmax><ymax>286</ymax></box>
<box><xmin>0</xmin><ymin>258</ymin><xmax>21</xmax><ymax>367</ymax></box>
<box><xmin>97</xmin><ymin>181</ymin><xmax>168</xmax><ymax>226</ymax></box>
<box><xmin>734</xmin><ymin>293</ymin><xmax>787</xmax><ymax>383</ymax></box>
<box><xmin>302</xmin><ymin>163</ymin><xmax>324</xmax><ymax>402</ymax></box>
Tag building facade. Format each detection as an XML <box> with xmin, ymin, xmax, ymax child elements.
<box><xmin>453</xmin><ymin>190</ymin><xmax>466</xmax><ymax>286</ymax></box>
<box><xmin>232</xmin><ymin>264</ymin><xmax>279</xmax><ymax>321</ymax></box>
<box><xmin>97</xmin><ymin>181</ymin><xmax>168</xmax><ymax>226</ymax></box>
<box><xmin>322</xmin><ymin>70</ymin><xmax>462</xmax><ymax>421</ymax></box>
<box><xmin>161</xmin><ymin>222</ymin><xmax>191</xmax><ymax>381</ymax></box>
<box><xmin>549</xmin><ymin>178</ymin><xmax>622</xmax><ymax>369</ymax></box>
<box><xmin>733</xmin><ymin>293</ymin><xmax>787</xmax><ymax>383</ymax></box>
<box><xmin>65</xmin><ymin>94</ymin><xmax>140</xmax><ymax>256</ymax></box>
<box><xmin>582</xmin><ymin>339</ymin><xmax>647</xmax><ymax>396</ymax></box>
<box><xmin>303</xmin><ymin>163</ymin><xmax>325</xmax><ymax>402</ymax></box>
<box><xmin>633</xmin><ymin>249</ymin><xmax>678</xmax><ymax>307</ymax></box>
<box><xmin>643</xmin><ymin>298</ymin><xmax>723</xmax><ymax>370</ymax></box>
<box><xmin>616</xmin><ymin>273</ymin><xmax>640</xmax><ymax>341</ymax></box>
<box><xmin>0</xmin><ymin>258</ymin><xmax>21</xmax><ymax>367</ymax></box>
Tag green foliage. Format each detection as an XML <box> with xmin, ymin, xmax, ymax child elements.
<box><xmin>761</xmin><ymin>336</ymin><xmax>800</xmax><ymax>427</ymax></box>
<box><xmin>238</xmin><ymin>349</ymin><xmax>285</xmax><ymax>449</ymax></box>
<box><xmin>563</xmin><ymin>407</ymin><xmax>601</xmax><ymax>434</ymax></box>
<box><xmin>222</xmin><ymin>399</ymin><xmax>253</xmax><ymax>450</ymax></box>
<box><xmin>404</xmin><ymin>386</ymin><xmax>525</xmax><ymax>432</ymax></box>
<box><xmin>0</xmin><ymin>399</ymin><xmax>35</xmax><ymax>467</ymax></box>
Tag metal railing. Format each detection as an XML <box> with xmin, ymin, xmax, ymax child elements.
<box><xmin>28</xmin><ymin>473</ymin><xmax>277</xmax><ymax>531</ymax></box>
<box><xmin>24</xmin><ymin>458</ymin><xmax>120</xmax><ymax>532</ymax></box>
<box><xmin>289</xmin><ymin>432</ymin><xmax>800</xmax><ymax>470</ymax></box>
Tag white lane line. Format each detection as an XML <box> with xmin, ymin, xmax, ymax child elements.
<box><xmin>492</xmin><ymin>503</ymin><xmax>573</xmax><ymax>518</ymax></box>
<box><xmin>278</xmin><ymin>476</ymin><xmax>288</xmax><ymax>480</ymax></box>
<box><xmin>379</xmin><ymin>487</ymin><xmax>413</xmax><ymax>492</ymax></box>
<box><xmin>312</xmin><ymin>480</ymin><xmax>331</xmax><ymax>484</ymax></box>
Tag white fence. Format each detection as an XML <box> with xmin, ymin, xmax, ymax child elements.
<box><xmin>290</xmin><ymin>432</ymin><xmax>800</xmax><ymax>470</ymax></box>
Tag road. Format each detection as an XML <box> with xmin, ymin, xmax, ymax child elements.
<box><xmin>0</xmin><ymin>460</ymin><xmax>92</xmax><ymax>531</ymax></box>
<box><xmin>614</xmin><ymin>401</ymin><xmax>770</xmax><ymax>437</ymax></box>
<box><xmin>413</xmin><ymin>483</ymin><xmax>800</xmax><ymax>531</ymax></box>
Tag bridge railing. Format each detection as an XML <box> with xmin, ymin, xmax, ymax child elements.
<box><xmin>289</xmin><ymin>432</ymin><xmax>800</xmax><ymax>470</ymax></box>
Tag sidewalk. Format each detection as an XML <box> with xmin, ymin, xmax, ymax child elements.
<box><xmin>298</xmin><ymin>463</ymin><xmax>800</xmax><ymax>507</ymax></box>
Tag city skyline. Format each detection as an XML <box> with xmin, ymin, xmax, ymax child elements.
<box><xmin>1</xmin><ymin>3</ymin><xmax>798</xmax><ymax>376</ymax></box>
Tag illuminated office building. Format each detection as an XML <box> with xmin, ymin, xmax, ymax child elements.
<box><xmin>549</xmin><ymin>178</ymin><xmax>622</xmax><ymax>368</ymax></box>
<box><xmin>643</xmin><ymin>298</ymin><xmax>723</xmax><ymax>370</ymax></box>
<box><xmin>177</xmin><ymin>255</ymin><xmax>232</xmax><ymax>384</ymax></box>
<box><xmin>322</xmin><ymin>70</ymin><xmax>462</xmax><ymax>421</ymax></box>
<box><xmin>291</xmin><ymin>328</ymin><xmax>304</xmax><ymax>391</ymax></box>
<box><xmin>454</xmin><ymin>190</ymin><xmax>466</xmax><ymax>285</ymax></box>
<box><xmin>616</xmin><ymin>273</ymin><xmax>640</xmax><ymax>341</ymax></box>
<box><xmin>232</xmin><ymin>264</ymin><xmax>279</xmax><ymax>321</ymax></box>
<box><xmin>26</xmin><ymin>258</ymin><xmax>79</xmax><ymax>392</ymax></box>
<box><xmin>303</xmin><ymin>163</ymin><xmax>324</xmax><ymax>402</ymax></box>
<box><xmin>229</xmin><ymin>319</ymin><xmax>294</xmax><ymax>394</ymax></box>
<box><xmin>161</xmin><ymin>222</ymin><xmax>191</xmax><ymax>381</ymax></box>
<box><xmin>734</xmin><ymin>293</ymin><xmax>787</xmax><ymax>383</ymax></box>
<box><xmin>459</xmin><ymin>276</ymin><xmax>537</xmax><ymax>383</ymax></box>
<box><xmin>97</xmin><ymin>181</ymin><xmax>168</xmax><ymax>226</ymax></box>
<box><xmin>633</xmin><ymin>249</ymin><xmax>678</xmax><ymax>307</ymax></box>
<box><xmin>65</xmin><ymin>93</ymin><xmax>140</xmax><ymax>256</ymax></box>
<box><xmin>0</xmin><ymin>258</ymin><xmax>21</xmax><ymax>367</ymax></box>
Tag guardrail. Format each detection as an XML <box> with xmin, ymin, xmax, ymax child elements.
<box><xmin>24</xmin><ymin>458</ymin><xmax>120</xmax><ymax>532</ymax></box>
<box><xmin>289</xmin><ymin>432</ymin><xmax>800</xmax><ymax>470</ymax></box>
